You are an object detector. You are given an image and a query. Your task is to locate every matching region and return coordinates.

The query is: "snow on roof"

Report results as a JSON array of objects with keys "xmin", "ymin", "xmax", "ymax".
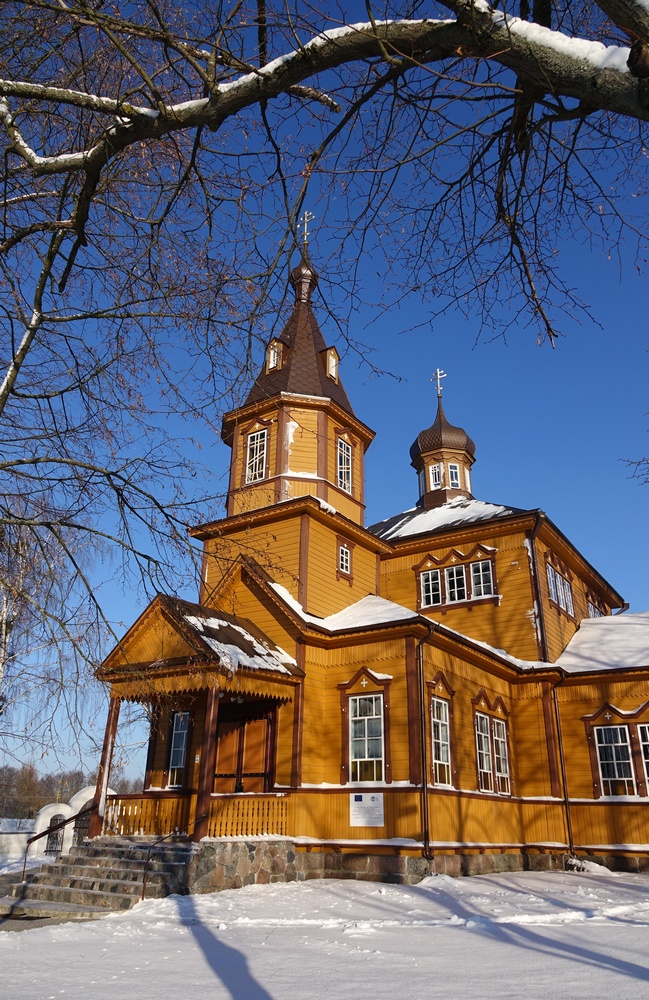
[
  {"xmin": 369, "ymin": 497, "xmax": 525, "ymax": 541},
  {"xmin": 268, "ymin": 585, "xmax": 419, "ymax": 632},
  {"xmin": 557, "ymin": 613, "xmax": 649, "ymax": 674},
  {"xmin": 183, "ymin": 614, "xmax": 295, "ymax": 675}
]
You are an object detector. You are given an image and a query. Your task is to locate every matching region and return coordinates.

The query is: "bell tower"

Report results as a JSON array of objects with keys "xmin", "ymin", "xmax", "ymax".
[
  {"xmin": 221, "ymin": 255, "xmax": 374, "ymax": 524},
  {"xmin": 410, "ymin": 369, "xmax": 476, "ymax": 509}
]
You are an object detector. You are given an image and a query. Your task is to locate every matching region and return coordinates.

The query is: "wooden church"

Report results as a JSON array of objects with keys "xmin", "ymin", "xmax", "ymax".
[{"xmin": 90, "ymin": 256, "xmax": 649, "ymax": 871}]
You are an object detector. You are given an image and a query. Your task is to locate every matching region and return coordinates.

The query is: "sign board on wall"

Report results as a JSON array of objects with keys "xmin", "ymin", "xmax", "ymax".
[{"xmin": 349, "ymin": 792, "xmax": 384, "ymax": 827}]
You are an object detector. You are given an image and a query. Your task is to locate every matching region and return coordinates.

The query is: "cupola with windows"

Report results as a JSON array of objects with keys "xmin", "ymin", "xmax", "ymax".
[{"xmin": 410, "ymin": 370, "xmax": 475, "ymax": 509}]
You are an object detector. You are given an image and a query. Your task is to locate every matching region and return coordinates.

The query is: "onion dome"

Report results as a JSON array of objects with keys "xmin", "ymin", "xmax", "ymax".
[
  {"xmin": 410, "ymin": 399, "xmax": 475, "ymax": 465},
  {"xmin": 290, "ymin": 257, "xmax": 318, "ymax": 303}
]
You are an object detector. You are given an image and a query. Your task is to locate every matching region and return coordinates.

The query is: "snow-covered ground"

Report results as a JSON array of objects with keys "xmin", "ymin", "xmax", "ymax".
[{"xmin": 3, "ymin": 869, "xmax": 649, "ymax": 999}]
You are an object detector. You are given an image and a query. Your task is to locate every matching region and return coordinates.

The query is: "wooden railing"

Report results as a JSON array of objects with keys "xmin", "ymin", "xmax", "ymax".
[
  {"xmin": 208, "ymin": 793, "xmax": 290, "ymax": 838},
  {"xmin": 103, "ymin": 793, "xmax": 194, "ymax": 838}
]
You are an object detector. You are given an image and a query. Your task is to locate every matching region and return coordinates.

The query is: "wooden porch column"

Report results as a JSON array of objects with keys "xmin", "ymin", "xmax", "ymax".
[
  {"xmin": 193, "ymin": 687, "xmax": 220, "ymax": 842},
  {"xmin": 88, "ymin": 696, "xmax": 120, "ymax": 838}
]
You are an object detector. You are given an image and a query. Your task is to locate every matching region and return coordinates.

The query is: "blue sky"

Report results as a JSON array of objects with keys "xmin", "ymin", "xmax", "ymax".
[{"xmin": 200, "ymin": 241, "xmax": 649, "ymax": 615}]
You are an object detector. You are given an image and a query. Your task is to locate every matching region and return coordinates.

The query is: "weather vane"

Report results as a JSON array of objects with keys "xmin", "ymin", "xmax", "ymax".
[
  {"xmin": 298, "ymin": 210, "xmax": 315, "ymax": 247},
  {"xmin": 431, "ymin": 367, "xmax": 447, "ymax": 398}
]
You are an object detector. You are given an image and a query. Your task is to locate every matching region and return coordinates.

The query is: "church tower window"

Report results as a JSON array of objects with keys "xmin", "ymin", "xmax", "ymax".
[
  {"xmin": 266, "ymin": 341, "xmax": 281, "ymax": 371},
  {"xmin": 337, "ymin": 437, "xmax": 353, "ymax": 493},
  {"xmin": 448, "ymin": 463, "xmax": 460, "ymax": 489},
  {"xmin": 245, "ymin": 429, "xmax": 267, "ymax": 484},
  {"xmin": 429, "ymin": 464, "xmax": 441, "ymax": 490}
]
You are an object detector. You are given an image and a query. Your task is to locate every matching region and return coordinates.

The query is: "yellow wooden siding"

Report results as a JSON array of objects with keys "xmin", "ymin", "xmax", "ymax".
[
  {"xmin": 379, "ymin": 530, "xmax": 541, "ymax": 661},
  {"xmin": 205, "ymin": 520, "xmax": 302, "ymax": 607},
  {"xmin": 285, "ymin": 407, "xmax": 319, "ymax": 475},
  {"xmin": 303, "ymin": 518, "xmax": 378, "ymax": 617}
]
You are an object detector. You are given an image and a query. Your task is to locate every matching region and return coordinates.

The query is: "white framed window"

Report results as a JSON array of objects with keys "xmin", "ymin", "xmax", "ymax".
[
  {"xmin": 639, "ymin": 725, "xmax": 649, "ymax": 785},
  {"xmin": 465, "ymin": 466, "xmax": 471, "ymax": 494},
  {"xmin": 445, "ymin": 565, "xmax": 467, "ymax": 603},
  {"xmin": 595, "ymin": 725, "xmax": 635, "ymax": 795},
  {"xmin": 471, "ymin": 560, "xmax": 494, "ymax": 598},
  {"xmin": 476, "ymin": 712, "xmax": 510, "ymax": 795},
  {"xmin": 492, "ymin": 718, "xmax": 510, "ymax": 794},
  {"xmin": 448, "ymin": 463, "xmax": 460, "ymax": 489},
  {"xmin": 431, "ymin": 697, "xmax": 452, "ymax": 786},
  {"xmin": 245, "ymin": 429, "xmax": 267, "ymax": 484},
  {"xmin": 267, "ymin": 342, "xmax": 280, "ymax": 371},
  {"xmin": 547, "ymin": 563, "xmax": 575, "ymax": 616},
  {"xmin": 339, "ymin": 544, "xmax": 351, "ymax": 575},
  {"xmin": 327, "ymin": 350, "xmax": 338, "ymax": 380},
  {"xmin": 337, "ymin": 438, "xmax": 353, "ymax": 493},
  {"xmin": 168, "ymin": 711, "xmax": 190, "ymax": 788},
  {"xmin": 429, "ymin": 464, "xmax": 441, "ymax": 490},
  {"xmin": 350, "ymin": 694, "xmax": 384, "ymax": 782},
  {"xmin": 588, "ymin": 600, "xmax": 604, "ymax": 619},
  {"xmin": 418, "ymin": 467, "xmax": 426, "ymax": 497},
  {"xmin": 475, "ymin": 713, "xmax": 494, "ymax": 792},
  {"xmin": 421, "ymin": 569, "xmax": 442, "ymax": 608}
]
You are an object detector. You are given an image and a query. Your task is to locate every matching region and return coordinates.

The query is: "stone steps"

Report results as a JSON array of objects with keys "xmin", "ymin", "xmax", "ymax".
[{"xmin": 0, "ymin": 837, "xmax": 195, "ymax": 923}]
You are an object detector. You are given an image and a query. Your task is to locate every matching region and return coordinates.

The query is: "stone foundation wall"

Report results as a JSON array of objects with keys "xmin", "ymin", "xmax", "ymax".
[{"xmin": 185, "ymin": 840, "xmax": 568, "ymax": 894}]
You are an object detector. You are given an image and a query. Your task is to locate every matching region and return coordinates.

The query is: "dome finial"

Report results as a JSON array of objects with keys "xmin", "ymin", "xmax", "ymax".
[{"xmin": 431, "ymin": 367, "xmax": 447, "ymax": 400}]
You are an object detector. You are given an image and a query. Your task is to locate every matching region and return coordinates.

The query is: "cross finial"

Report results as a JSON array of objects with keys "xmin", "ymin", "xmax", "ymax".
[
  {"xmin": 431, "ymin": 368, "xmax": 447, "ymax": 399},
  {"xmin": 299, "ymin": 210, "xmax": 315, "ymax": 247}
]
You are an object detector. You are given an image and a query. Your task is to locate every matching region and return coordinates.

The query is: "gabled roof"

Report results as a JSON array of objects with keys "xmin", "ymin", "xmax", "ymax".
[
  {"xmin": 557, "ymin": 612, "xmax": 649, "ymax": 674},
  {"xmin": 368, "ymin": 497, "xmax": 527, "ymax": 542},
  {"xmin": 99, "ymin": 594, "xmax": 300, "ymax": 679},
  {"xmin": 242, "ymin": 258, "xmax": 354, "ymax": 416}
]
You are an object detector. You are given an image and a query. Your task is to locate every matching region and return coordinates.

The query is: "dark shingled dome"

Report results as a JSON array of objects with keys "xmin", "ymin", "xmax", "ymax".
[
  {"xmin": 243, "ymin": 257, "xmax": 354, "ymax": 416},
  {"xmin": 409, "ymin": 399, "xmax": 476, "ymax": 464}
]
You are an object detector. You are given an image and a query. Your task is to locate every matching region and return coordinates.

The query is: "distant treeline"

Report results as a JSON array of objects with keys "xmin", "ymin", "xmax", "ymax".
[{"xmin": 0, "ymin": 764, "xmax": 141, "ymax": 818}]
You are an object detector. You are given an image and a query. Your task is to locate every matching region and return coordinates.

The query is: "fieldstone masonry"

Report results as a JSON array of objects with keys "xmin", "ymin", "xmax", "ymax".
[{"xmin": 185, "ymin": 840, "xmax": 569, "ymax": 894}]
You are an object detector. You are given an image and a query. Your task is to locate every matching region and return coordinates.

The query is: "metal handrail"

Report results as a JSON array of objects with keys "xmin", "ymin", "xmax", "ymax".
[
  {"xmin": 140, "ymin": 812, "xmax": 208, "ymax": 901},
  {"xmin": 20, "ymin": 805, "xmax": 94, "ymax": 882}
]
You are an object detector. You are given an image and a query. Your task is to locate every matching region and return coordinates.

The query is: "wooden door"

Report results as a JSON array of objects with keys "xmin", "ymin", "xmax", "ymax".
[{"xmin": 213, "ymin": 704, "xmax": 275, "ymax": 793}]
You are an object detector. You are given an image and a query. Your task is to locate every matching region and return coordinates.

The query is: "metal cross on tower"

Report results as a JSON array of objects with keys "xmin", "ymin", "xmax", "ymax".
[
  {"xmin": 431, "ymin": 367, "xmax": 447, "ymax": 398},
  {"xmin": 299, "ymin": 210, "xmax": 315, "ymax": 246}
]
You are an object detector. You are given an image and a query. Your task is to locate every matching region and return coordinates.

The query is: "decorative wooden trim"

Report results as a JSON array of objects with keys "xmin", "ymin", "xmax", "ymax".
[
  {"xmin": 581, "ymin": 701, "xmax": 649, "ymax": 723},
  {"xmin": 143, "ymin": 702, "xmax": 160, "ymax": 791},
  {"xmin": 375, "ymin": 553, "xmax": 381, "ymax": 597},
  {"xmin": 226, "ymin": 427, "xmax": 239, "ymax": 517},
  {"xmin": 337, "ymin": 668, "xmax": 392, "ymax": 786},
  {"xmin": 427, "ymin": 670, "xmax": 458, "ymax": 788},
  {"xmin": 405, "ymin": 638, "xmax": 421, "ymax": 786},
  {"xmin": 317, "ymin": 410, "xmax": 327, "ymax": 481},
  {"xmin": 277, "ymin": 406, "xmax": 289, "ymax": 478},
  {"xmin": 544, "ymin": 549, "xmax": 573, "ymax": 581},
  {"xmin": 298, "ymin": 514, "xmax": 310, "ymax": 609},
  {"xmin": 89, "ymin": 697, "xmax": 121, "ymax": 838},
  {"xmin": 412, "ymin": 544, "xmax": 497, "ymax": 571},
  {"xmin": 290, "ymin": 666, "xmax": 304, "ymax": 788},
  {"xmin": 541, "ymin": 682, "xmax": 562, "ymax": 798},
  {"xmin": 194, "ymin": 687, "xmax": 220, "ymax": 840}
]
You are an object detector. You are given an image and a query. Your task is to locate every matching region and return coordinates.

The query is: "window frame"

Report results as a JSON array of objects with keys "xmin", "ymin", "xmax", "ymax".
[
  {"xmin": 245, "ymin": 428, "xmax": 268, "ymax": 484},
  {"xmin": 448, "ymin": 463, "xmax": 461, "ymax": 489},
  {"xmin": 338, "ymin": 669, "xmax": 392, "ymax": 786},
  {"xmin": 431, "ymin": 696, "xmax": 453, "ymax": 787},
  {"xmin": 166, "ymin": 710, "xmax": 192, "ymax": 790},
  {"xmin": 349, "ymin": 693, "xmax": 385, "ymax": 784},
  {"xmin": 545, "ymin": 555, "xmax": 576, "ymax": 620},
  {"xmin": 415, "ymin": 551, "xmax": 498, "ymax": 612},
  {"xmin": 266, "ymin": 340, "xmax": 281, "ymax": 372},
  {"xmin": 336, "ymin": 436, "xmax": 353, "ymax": 494},
  {"xmin": 429, "ymin": 463, "xmax": 442, "ymax": 490},
  {"xmin": 472, "ymin": 693, "xmax": 512, "ymax": 796},
  {"xmin": 594, "ymin": 725, "xmax": 636, "ymax": 796},
  {"xmin": 582, "ymin": 704, "xmax": 649, "ymax": 798}
]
